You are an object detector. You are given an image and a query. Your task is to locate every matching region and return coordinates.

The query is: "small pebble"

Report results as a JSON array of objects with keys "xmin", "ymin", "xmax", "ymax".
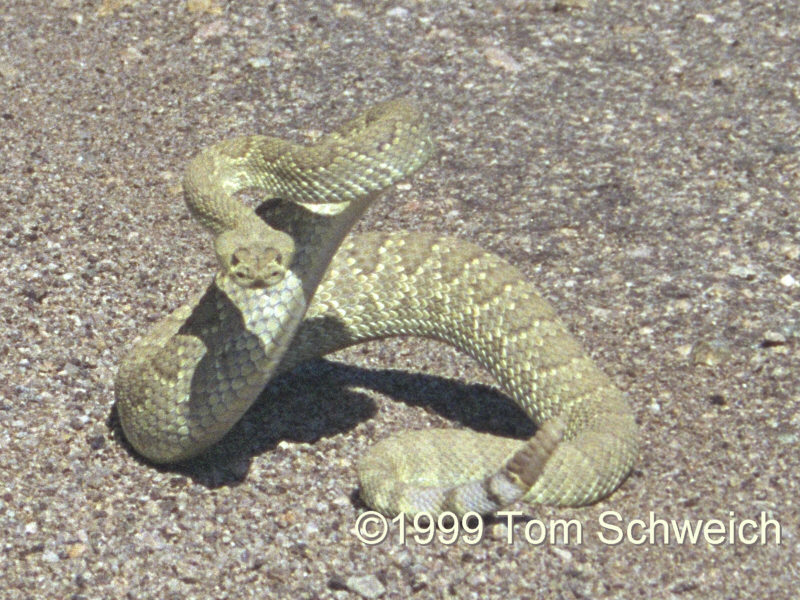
[{"xmin": 344, "ymin": 575, "xmax": 385, "ymax": 599}]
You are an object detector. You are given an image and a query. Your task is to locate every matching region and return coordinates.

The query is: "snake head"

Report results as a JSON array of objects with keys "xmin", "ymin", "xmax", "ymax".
[
  {"xmin": 228, "ymin": 243, "xmax": 285, "ymax": 288},
  {"xmin": 215, "ymin": 227, "xmax": 295, "ymax": 289}
]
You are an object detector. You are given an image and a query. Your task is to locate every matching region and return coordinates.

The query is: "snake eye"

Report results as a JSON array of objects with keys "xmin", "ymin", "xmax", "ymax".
[
  {"xmin": 231, "ymin": 247, "xmax": 251, "ymax": 268},
  {"xmin": 261, "ymin": 247, "xmax": 282, "ymax": 266}
]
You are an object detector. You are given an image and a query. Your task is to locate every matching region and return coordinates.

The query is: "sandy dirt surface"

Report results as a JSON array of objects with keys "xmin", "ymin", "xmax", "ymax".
[{"xmin": 1, "ymin": 1, "xmax": 798, "ymax": 598}]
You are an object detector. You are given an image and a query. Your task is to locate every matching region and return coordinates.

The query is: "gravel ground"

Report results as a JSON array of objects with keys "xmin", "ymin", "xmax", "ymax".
[{"xmin": 1, "ymin": 1, "xmax": 798, "ymax": 598}]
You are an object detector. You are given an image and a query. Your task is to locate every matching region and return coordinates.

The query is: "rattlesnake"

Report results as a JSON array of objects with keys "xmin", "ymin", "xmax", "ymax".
[{"xmin": 115, "ymin": 99, "xmax": 638, "ymax": 516}]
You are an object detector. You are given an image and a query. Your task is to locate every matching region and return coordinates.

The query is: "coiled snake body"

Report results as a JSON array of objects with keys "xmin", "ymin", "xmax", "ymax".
[{"xmin": 115, "ymin": 99, "xmax": 637, "ymax": 516}]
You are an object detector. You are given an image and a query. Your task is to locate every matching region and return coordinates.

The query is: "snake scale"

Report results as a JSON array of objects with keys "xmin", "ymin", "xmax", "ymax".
[{"xmin": 115, "ymin": 99, "xmax": 638, "ymax": 516}]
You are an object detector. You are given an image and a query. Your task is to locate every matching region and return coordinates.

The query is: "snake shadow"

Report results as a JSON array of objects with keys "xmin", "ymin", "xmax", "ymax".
[{"xmin": 110, "ymin": 353, "xmax": 536, "ymax": 491}]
